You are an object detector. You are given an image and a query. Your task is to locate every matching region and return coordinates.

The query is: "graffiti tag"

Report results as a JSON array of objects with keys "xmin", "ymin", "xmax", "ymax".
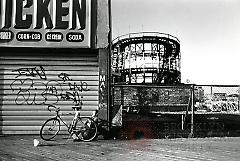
[
  {"xmin": 12, "ymin": 66, "xmax": 47, "ymax": 80},
  {"xmin": 10, "ymin": 67, "xmax": 89, "ymax": 106}
]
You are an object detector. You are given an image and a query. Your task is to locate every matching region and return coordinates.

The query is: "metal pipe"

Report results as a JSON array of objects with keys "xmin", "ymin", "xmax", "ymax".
[{"xmin": 190, "ymin": 84, "xmax": 195, "ymax": 137}]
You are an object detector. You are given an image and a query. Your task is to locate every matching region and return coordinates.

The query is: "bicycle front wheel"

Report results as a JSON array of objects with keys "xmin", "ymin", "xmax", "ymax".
[
  {"xmin": 40, "ymin": 118, "xmax": 60, "ymax": 141},
  {"xmin": 75, "ymin": 117, "xmax": 97, "ymax": 142}
]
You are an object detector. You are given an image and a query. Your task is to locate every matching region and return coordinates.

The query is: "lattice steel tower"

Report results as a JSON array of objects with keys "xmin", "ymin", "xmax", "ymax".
[{"xmin": 111, "ymin": 32, "xmax": 181, "ymax": 84}]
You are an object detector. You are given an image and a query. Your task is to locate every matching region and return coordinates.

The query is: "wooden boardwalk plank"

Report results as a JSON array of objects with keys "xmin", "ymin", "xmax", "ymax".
[{"xmin": 1, "ymin": 135, "xmax": 240, "ymax": 161}]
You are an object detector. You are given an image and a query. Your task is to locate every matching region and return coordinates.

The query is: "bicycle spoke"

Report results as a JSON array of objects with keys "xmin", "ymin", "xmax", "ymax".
[
  {"xmin": 74, "ymin": 117, "xmax": 97, "ymax": 141},
  {"xmin": 40, "ymin": 118, "xmax": 60, "ymax": 141}
]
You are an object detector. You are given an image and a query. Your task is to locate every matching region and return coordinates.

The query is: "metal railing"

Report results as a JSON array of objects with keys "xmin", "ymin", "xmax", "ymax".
[
  {"xmin": 112, "ymin": 84, "xmax": 240, "ymax": 114},
  {"xmin": 111, "ymin": 84, "xmax": 240, "ymax": 138},
  {"xmin": 194, "ymin": 85, "xmax": 240, "ymax": 113},
  {"xmin": 112, "ymin": 32, "xmax": 180, "ymax": 45},
  {"xmin": 112, "ymin": 84, "xmax": 192, "ymax": 113}
]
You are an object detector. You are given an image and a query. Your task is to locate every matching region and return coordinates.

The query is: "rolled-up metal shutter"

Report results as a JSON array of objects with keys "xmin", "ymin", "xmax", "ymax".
[{"xmin": 0, "ymin": 49, "xmax": 99, "ymax": 134}]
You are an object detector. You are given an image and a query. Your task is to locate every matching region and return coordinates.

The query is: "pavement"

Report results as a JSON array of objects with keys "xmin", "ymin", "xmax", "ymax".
[{"xmin": 0, "ymin": 135, "xmax": 240, "ymax": 161}]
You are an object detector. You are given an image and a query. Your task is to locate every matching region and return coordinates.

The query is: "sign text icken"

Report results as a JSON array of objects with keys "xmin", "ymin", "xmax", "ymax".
[{"xmin": 0, "ymin": 0, "xmax": 87, "ymax": 30}]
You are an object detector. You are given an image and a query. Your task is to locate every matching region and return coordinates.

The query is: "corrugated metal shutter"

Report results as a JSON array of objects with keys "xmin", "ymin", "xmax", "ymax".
[{"xmin": 0, "ymin": 50, "xmax": 99, "ymax": 134}]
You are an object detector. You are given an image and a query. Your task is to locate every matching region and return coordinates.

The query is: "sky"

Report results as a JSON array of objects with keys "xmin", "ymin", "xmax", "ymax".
[{"xmin": 111, "ymin": 0, "xmax": 240, "ymax": 85}]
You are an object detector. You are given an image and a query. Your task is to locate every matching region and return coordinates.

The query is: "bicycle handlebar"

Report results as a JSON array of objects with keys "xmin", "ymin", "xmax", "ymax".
[{"xmin": 47, "ymin": 105, "xmax": 98, "ymax": 119}]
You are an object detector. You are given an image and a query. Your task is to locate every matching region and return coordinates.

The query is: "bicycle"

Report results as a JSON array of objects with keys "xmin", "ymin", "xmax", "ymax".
[{"xmin": 40, "ymin": 105, "xmax": 98, "ymax": 142}]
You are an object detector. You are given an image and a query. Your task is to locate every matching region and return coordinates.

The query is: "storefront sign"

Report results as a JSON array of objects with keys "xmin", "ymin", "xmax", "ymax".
[{"xmin": 0, "ymin": 0, "xmax": 91, "ymax": 48}]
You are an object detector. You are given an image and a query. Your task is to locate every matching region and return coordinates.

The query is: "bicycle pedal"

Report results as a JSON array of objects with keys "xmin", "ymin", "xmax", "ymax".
[{"xmin": 71, "ymin": 133, "xmax": 79, "ymax": 140}]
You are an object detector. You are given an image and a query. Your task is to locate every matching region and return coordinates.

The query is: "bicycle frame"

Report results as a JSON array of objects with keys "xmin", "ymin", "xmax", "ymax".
[
  {"xmin": 41, "ymin": 105, "xmax": 99, "ymax": 141},
  {"xmin": 49, "ymin": 107, "xmax": 80, "ymax": 134}
]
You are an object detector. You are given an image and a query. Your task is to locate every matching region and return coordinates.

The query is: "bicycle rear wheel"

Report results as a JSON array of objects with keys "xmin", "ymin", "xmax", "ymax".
[
  {"xmin": 74, "ymin": 117, "xmax": 97, "ymax": 142},
  {"xmin": 40, "ymin": 118, "xmax": 60, "ymax": 141}
]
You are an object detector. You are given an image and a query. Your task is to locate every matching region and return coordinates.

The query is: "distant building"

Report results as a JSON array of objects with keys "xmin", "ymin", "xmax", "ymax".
[{"xmin": 112, "ymin": 32, "xmax": 181, "ymax": 84}]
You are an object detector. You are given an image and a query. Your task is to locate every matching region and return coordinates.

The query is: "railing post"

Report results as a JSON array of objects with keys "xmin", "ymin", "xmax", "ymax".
[
  {"xmin": 238, "ymin": 86, "xmax": 240, "ymax": 111},
  {"xmin": 190, "ymin": 84, "xmax": 195, "ymax": 137},
  {"xmin": 181, "ymin": 114, "xmax": 184, "ymax": 130}
]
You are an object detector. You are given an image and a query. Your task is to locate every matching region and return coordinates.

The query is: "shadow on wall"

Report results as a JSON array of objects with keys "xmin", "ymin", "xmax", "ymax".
[{"xmin": 0, "ymin": 0, "xmax": 2, "ymax": 134}]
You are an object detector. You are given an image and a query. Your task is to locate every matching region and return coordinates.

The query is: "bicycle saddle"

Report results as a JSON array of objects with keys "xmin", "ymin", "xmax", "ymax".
[{"xmin": 72, "ymin": 106, "xmax": 82, "ymax": 110}]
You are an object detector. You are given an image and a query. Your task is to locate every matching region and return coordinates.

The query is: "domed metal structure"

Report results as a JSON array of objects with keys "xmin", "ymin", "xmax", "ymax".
[{"xmin": 111, "ymin": 32, "xmax": 181, "ymax": 84}]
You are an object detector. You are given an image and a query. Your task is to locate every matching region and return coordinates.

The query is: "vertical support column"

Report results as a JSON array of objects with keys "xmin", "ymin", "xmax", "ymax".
[
  {"xmin": 96, "ymin": 0, "xmax": 111, "ymax": 49},
  {"xmin": 238, "ymin": 86, "xmax": 240, "ymax": 111},
  {"xmin": 96, "ymin": 0, "xmax": 111, "ymax": 137},
  {"xmin": 210, "ymin": 86, "xmax": 213, "ymax": 100},
  {"xmin": 98, "ymin": 48, "xmax": 110, "ymax": 133}
]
